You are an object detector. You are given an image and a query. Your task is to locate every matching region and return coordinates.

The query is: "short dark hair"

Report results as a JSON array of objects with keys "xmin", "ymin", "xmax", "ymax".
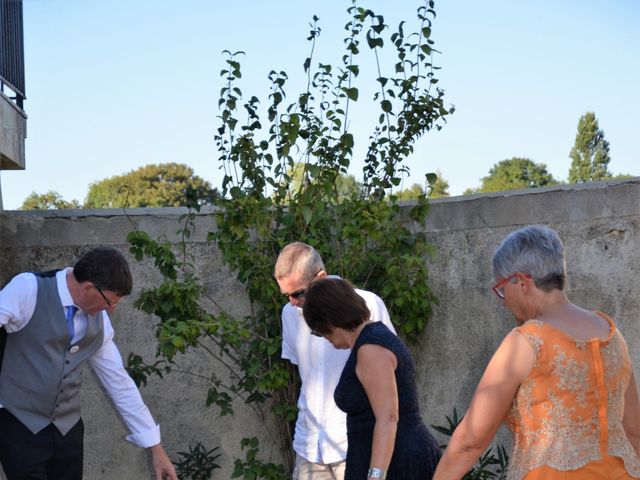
[
  {"xmin": 73, "ymin": 247, "xmax": 133, "ymax": 296},
  {"xmin": 302, "ymin": 278, "xmax": 370, "ymax": 334}
]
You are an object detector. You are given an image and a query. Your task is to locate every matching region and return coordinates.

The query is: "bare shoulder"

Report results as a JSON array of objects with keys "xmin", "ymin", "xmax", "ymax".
[
  {"xmin": 578, "ymin": 309, "xmax": 612, "ymax": 338},
  {"xmin": 488, "ymin": 330, "xmax": 535, "ymax": 383},
  {"xmin": 357, "ymin": 343, "xmax": 398, "ymax": 368},
  {"xmin": 542, "ymin": 304, "xmax": 612, "ymax": 340}
]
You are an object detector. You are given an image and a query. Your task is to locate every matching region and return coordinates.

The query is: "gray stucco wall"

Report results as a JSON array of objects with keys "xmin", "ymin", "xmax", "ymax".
[
  {"xmin": 0, "ymin": 91, "xmax": 27, "ymax": 171},
  {"xmin": 417, "ymin": 179, "xmax": 640, "ymax": 446},
  {"xmin": 1, "ymin": 178, "xmax": 639, "ymax": 479}
]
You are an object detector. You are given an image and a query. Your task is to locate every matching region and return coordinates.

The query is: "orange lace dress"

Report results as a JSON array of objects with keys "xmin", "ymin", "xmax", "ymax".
[{"xmin": 505, "ymin": 313, "xmax": 640, "ymax": 480}]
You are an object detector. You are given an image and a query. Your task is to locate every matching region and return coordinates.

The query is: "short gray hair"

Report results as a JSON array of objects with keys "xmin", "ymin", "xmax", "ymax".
[
  {"xmin": 274, "ymin": 242, "xmax": 325, "ymax": 281},
  {"xmin": 492, "ymin": 225, "xmax": 566, "ymax": 292}
]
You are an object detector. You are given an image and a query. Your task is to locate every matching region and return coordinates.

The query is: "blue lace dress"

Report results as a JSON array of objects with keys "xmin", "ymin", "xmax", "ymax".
[{"xmin": 334, "ymin": 322, "xmax": 441, "ymax": 480}]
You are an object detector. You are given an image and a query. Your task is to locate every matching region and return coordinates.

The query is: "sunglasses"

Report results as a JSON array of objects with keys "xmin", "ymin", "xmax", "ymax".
[
  {"xmin": 286, "ymin": 288, "xmax": 307, "ymax": 300},
  {"xmin": 282, "ymin": 270, "xmax": 323, "ymax": 300}
]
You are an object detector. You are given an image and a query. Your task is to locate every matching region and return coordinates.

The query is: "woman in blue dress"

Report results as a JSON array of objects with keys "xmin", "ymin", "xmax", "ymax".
[{"xmin": 302, "ymin": 277, "xmax": 441, "ymax": 480}]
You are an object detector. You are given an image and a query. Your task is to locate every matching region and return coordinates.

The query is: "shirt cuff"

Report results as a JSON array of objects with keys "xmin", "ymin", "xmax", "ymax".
[{"xmin": 124, "ymin": 423, "xmax": 161, "ymax": 448}]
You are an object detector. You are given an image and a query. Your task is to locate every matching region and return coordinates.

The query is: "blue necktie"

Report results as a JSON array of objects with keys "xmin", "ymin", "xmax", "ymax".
[{"xmin": 66, "ymin": 305, "xmax": 78, "ymax": 343}]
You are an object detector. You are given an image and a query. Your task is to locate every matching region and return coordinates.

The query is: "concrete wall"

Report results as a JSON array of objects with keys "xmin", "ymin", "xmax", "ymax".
[
  {"xmin": 1, "ymin": 178, "xmax": 639, "ymax": 479},
  {"xmin": 416, "ymin": 179, "xmax": 640, "ymax": 444},
  {"xmin": 0, "ymin": 209, "xmax": 279, "ymax": 479},
  {"xmin": 0, "ymin": 91, "xmax": 27, "ymax": 171},
  {"xmin": 0, "ymin": 90, "xmax": 27, "ymax": 212}
]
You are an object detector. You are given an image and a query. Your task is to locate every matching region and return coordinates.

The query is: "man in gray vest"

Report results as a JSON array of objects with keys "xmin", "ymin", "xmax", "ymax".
[{"xmin": 0, "ymin": 247, "xmax": 177, "ymax": 480}]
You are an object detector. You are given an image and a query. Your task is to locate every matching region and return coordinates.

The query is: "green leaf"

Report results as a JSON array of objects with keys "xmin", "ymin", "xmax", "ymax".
[
  {"xmin": 340, "ymin": 133, "xmax": 354, "ymax": 148},
  {"xmin": 381, "ymin": 100, "xmax": 392, "ymax": 113},
  {"xmin": 346, "ymin": 65, "xmax": 360, "ymax": 77},
  {"xmin": 366, "ymin": 31, "xmax": 384, "ymax": 49},
  {"xmin": 301, "ymin": 206, "xmax": 313, "ymax": 225},
  {"xmin": 342, "ymin": 87, "xmax": 359, "ymax": 101}
]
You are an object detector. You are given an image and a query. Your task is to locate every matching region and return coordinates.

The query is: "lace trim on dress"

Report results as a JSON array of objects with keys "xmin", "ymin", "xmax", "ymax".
[
  {"xmin": 505, "ymin": 318, "xmax": 640, "ymax": 480},
  {"xmin": 602, "ymin": 330, "xmax": 640, "ymax": 477}
]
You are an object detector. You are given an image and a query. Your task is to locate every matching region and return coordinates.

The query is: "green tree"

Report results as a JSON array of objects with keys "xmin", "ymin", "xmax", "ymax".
[
  {"xmin": 428, "ymin": 171, "xmax": 450, "ymax": 198},
  {"xmin": 286, "ymin": 162, "xmax": 361, "ymax": 202},
  {"xmin": 128, "ymin": 2, "xmax": 455, "ymax": 477},
  {"xmin": 20, "ymin": 190, "xmax": 80, "ymax": 210},
  {"xmin": 84, "ymin": 163, "xmax": 219, "ymax": 208},
  {"xmin": 396, "ymin": 183, "xmax": 425, "ymax": 201},
  {"xmin": 479, "ymin": 157, "xmax": 557, "ymax": 193},
  {"xmin": 395, "ymin": 172, "xmax": 449, "ymax": 201},
  {"xmin": 568, "ymin": 112, "xmax": 612, "ymax": 183},
  {"xmin": 335, "ymin": 173, "xmax": 362, "ymax": 200}
]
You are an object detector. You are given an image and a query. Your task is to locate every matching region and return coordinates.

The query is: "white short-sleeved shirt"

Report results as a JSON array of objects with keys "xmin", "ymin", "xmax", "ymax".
[
  {"xmin": 0, "ymin": 269, "xmax": 161, "ymax": 448},
  {"xmin": 281, "ymin": 287, "xmax": 395, "ymax": 464}
]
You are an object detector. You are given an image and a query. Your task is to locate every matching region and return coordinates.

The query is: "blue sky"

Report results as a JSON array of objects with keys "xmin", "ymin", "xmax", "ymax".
[{"xmin": 2, "ymin": 0, "xmax": 638, "ymax": 209}]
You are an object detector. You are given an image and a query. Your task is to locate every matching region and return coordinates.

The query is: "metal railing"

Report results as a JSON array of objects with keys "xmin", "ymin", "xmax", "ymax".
[{"xmin": 0, "ymin": 0, "xmax": 25, "ymax": 109}]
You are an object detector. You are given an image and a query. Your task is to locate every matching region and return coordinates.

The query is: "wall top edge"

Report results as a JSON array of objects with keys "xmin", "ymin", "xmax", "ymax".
[
  {"xmin": 1, "ymin": 178, "xmax": 638, "ymax": 225},
  {"xmin": 427, "ymin": 177, "xmax": 640, "ymax": 204}
]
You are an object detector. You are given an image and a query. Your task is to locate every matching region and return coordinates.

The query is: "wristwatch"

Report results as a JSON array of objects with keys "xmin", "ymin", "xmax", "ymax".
[{"xmin": 367, "ymin": 467, "xmax": 386, "ymax": 479}]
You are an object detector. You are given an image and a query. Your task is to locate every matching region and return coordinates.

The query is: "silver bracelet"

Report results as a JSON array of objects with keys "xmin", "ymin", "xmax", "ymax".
[{"xmin": 367, "ymin": 467, "xmax": 386, "ymax": 479}]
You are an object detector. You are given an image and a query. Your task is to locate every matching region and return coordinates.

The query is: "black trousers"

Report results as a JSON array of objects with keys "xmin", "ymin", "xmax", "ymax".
[{"xmin": 0, "ymin": 409, "xmax": 84, "ymax": 480}]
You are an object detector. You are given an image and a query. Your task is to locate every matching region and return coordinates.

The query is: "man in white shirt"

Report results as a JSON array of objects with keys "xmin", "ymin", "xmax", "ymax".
[
  {"xmin": 274, "ymin": 242, "xmax": 395, "ymax": 480},
  {"xmin": 0, "ymin": 247, "xmax": 177, "ymax": 480}
]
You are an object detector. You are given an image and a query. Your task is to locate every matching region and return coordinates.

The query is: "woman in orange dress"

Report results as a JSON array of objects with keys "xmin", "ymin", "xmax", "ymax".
[{"xmin": 433, "ymin": 225, "xmax": 640, "ymax": 480}]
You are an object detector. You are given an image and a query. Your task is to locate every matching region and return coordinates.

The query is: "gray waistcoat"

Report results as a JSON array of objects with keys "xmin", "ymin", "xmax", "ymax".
[{"xmin": 0, "ymin": 274, "xmax": 104, "ymax": 435}]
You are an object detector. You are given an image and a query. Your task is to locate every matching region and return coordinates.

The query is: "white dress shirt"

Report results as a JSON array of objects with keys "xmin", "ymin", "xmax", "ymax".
[
  {"xmin": 281, "ymin": 287, "xmax": 395, "ymax": 464},
  {"xmin": 0, "ymin": 269, "xmax": 161, "ymax": 447}
]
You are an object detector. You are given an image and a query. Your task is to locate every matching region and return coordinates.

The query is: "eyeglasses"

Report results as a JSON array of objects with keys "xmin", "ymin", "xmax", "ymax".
[
  {"xmin": 94, "ymin": 285, "xmax": 113, "ymax": 308},
  {"xmin": 491, "ymin": 272, "xmax": 531, "ymax": 299},
  {"xmin": 286, "ymin": 287, "xmax": 307, "ymax": 300},
  {"xmin": 282, "ymin": 270, "xmax": 323, "ymax": 300}
]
